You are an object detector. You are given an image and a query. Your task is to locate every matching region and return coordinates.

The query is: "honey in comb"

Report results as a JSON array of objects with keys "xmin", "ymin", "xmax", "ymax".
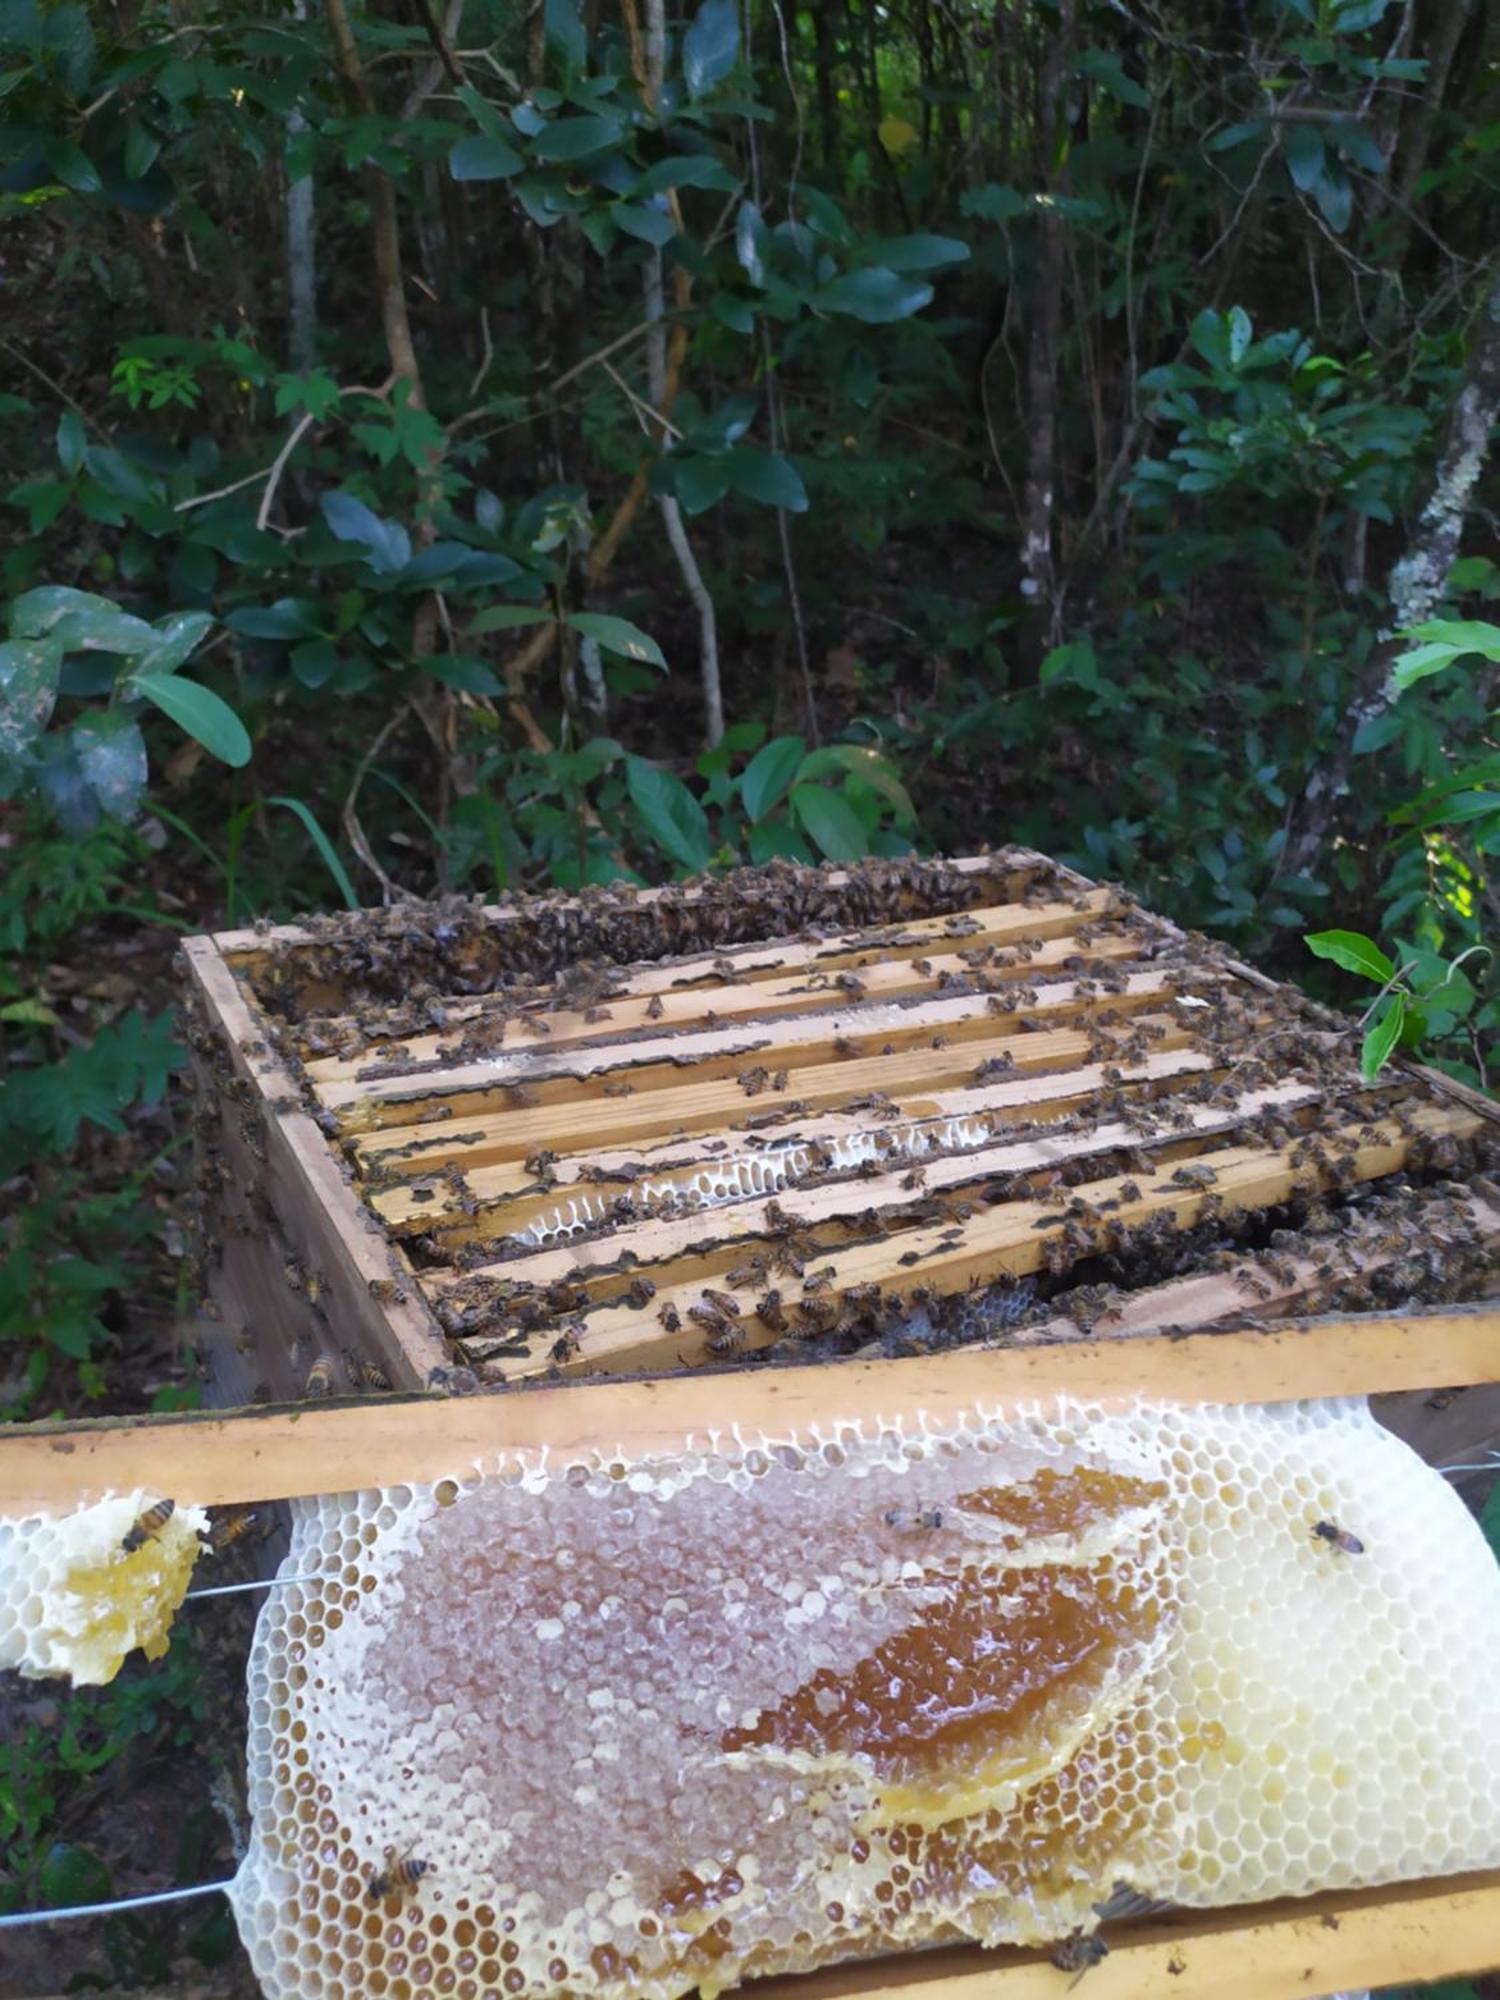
[{"xmin": 223, "ymin": 1396, "xmax": 1500, "ymax": 1998}]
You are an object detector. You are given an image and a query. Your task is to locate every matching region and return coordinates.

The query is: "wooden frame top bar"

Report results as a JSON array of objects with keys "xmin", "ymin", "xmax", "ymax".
[{"xmin": 5, "ymin": 1304, "xmax": 1499, "ymax": 1513}]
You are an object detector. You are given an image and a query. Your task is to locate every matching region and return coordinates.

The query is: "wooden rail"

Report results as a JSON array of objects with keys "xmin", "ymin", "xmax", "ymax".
[{"xmin": 5, "ymin": 1305, "xmax": 1499, "ymax": 1513}]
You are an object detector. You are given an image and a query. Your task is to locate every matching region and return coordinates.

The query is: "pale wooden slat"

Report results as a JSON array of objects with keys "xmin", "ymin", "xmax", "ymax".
[
  {"xmin": 483, "ymin": 1102, "xmax": 1482, "ymax": 1379},
  {"xmin": 348, "ymin": 1013, "xmax": 1204, "ymax": 1163},
  {"xmin": 366, "ymin": 1047, "xmax": 1227, "ymax": 1237},
  {"xmin": 178, "ymin": 939, "xmax": 449, "ymax": 1391},
  {"xmin": 423, "ymin": 1078, "xmax": 1326, "ymax": 1296},
  {"xmin": 317, "ymin": 970, "xmax": 1194, "ymax": 1122},
  {"xmin": 5, "ymin": 1305, "xmax": 1499, "ymax": 1513},
  {"xmin": 756, "ymin": 1868, "xmax": 1500, "ymax": 2000},
  {"xmin": 302, "ymin": 901, "xmax": 1142, "ymax": 1080}
]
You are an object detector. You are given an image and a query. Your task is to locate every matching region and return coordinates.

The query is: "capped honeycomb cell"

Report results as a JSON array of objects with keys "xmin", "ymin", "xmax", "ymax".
[
  {"xmin": 0, "ymin": 1489, "xmax": 209, "ymax": 1686},
  {"xmin": 227, "ymin": 1397, "xmax": 1500, "ymax": 1997}
]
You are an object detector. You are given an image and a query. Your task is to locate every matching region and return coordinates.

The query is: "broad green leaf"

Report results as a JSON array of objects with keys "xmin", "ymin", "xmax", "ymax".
[
  {"xmin": 740, "ymin": 734, "xmax": 805, "ymax": 822},
  {"xmin": 320, "ymin": 491, "xmax": 411, "ymax": 574},
  {"xmin": 1077, "ymin": 46, "xmax": 1149, "ymax": 108},
  {"xmin": 795, "ymin": 744, "xmax": 914, "ymax": 823},
  {"xmin": 529, "ymin": 114, "xmax": 622, "ymax": 162},
  {"xmin": 960, "ymin": 182, "xmax": 1028, "ymax": 222},
  {"xmin": 637, "ymin": 154, "xmax": 738, "ymax": 196},
  {"xmin": 1227, "ymin": 305, "xmax": 1252, "ymax": 365},
  {"xmin": 131, "ymin": 673, "xmax": 251, "ymax": 767},
  {"xmin": 735, "ymin": 200, "xmax": 768, "ymax": 286},
  {"xmin": 227, "ymin": 599, "xmax": 321, "ymax": 641},
  {"xmin": 566, "ymin": 611, "xmax": 665, "ymax": 669},
  {"xmin": 72, "ymin": 710, "xmax": 147, "ymax": 819},
  {"xmin": 1303, "ymin": 928, "xmax": 1394, "ymax": 983},
  {"xmin": 868, "ymin": 232, "xmax": 970, "ymax": 272},
  {"xmin": 1283, "ymin": 123, "xmax": 1325, "ymax": 192},
  {"xmin": 1405, "ymin": 618, "xmax": 1500, "ymax": 658},
  {"xmin": 1361, "ymin": 992, "xmax": 1406, "ymax": 1080},
  {"xmin": 42, "ymin": 137, "xmax": 101, "ymax": 194},
  {"xmin": 290, "ymin": 639, "xmax": 341, "ymax": 688},
  {"xmin": 450, "ymin": 133, "xmax": 523, "ymax": 181},
  {"xmin": 468, "ymin": 604, "xmax": 554, "ymax": 635},
  {"xmin": 544, "ymin": 0, "xmax": 586, "ymax": 68},
  {"xmin": 613, "ymin": 202, "xmax": 676, "ymax": 245},
  {"xmin": 0, "ymin": 636, "xmax": 61, "ymax": 768},
  {"xmin": 11, "ymin": 586, "xmax": 153, "ymax": 653},
  {"xmin": 669, "ymin": 456, "xmax": 733, "ymax": 514},
  {"xmin": 814, "ymin": 267, "xmax": 934, "ymax": 323},
  {"xmin": 682, "ymin": 0, "xmax": 739, "ymax": 98},
  {"xmin": 140, "ymin": 609, "xmax": 213, "ymax": 674},
  {"xmin": 724, "ymin": 448, "xmax": 807, "ymax": 511},
  {"xmin": 1312, "ymin": 161, "xmax": 1353, "ymax": 232},
  {"xmin": 626, "ymin": 754, "xmax": 711, "ymax": 870},
  {"xmin": 267, "ymin": 795, "xmax": 358, "ymax": 909},
  {"xmin": 1205, "ymin": 118, "xmax": 1268, "ymax": 153},
  {"xmin": 56, "ymin": 408, "xmax": 84, "ymax": 474},
  {"xmin": 790, "ymin": 783, "xmax": 868, "ymax": 861}
]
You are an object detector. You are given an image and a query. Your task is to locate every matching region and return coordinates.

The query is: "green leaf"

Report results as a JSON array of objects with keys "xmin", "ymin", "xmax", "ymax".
[
  {"xmin": 960, "ymin": 182, "xmax": 1028, "ymax": 222},
  {"xmin": 130, "ymin": 674, "xmax": 251, "ymax": 768},
  {"xmin": 424, "ymin": 654, "xmax": 501, "ymax": 695},
  {"xmin": 723, "ymin": 448, "xmax": 807, "ymax": 511},
  {"xmin": 1077, "ymin": 46, "xmax": 1150, "ymax": 108},
  {"xmin": 1312, "ymin": 161, "xmax": 1353, "ymax": 232},
  {"xmin": 613, "ymin": 201, "xmax": 676, "ymax": 245},
  {"xmin": 11, "ymin": 586, "xmax": 154, "ymax": 654},
  {"xmin": 450, "ymin": 132, "xmax": 523, "ymax": 180},
  {"xmin": 636, "ymin": 154, "xmax": 739, "ymax": 196},
  {"xmin": 1304, "ymin": 928, "xmax": 1394, "ymax": 983},
  {"xmin": 529, "ymin": 114, "xmax": 622, "ymax": 162},
  {"xmin": 669, "ymin": 456, "xmax": 733, "ymax": 514},
  {"xmin": 1282, "ymin": 122, "xmax": 1325, "ymax": 192},
  {"xmin": 320, "ymin": 491, "xmax": 411, "ymax": 574},
  {"xmin": 0, "ymin": 636, "xmax": 61, "ymax": 767},
  {"xmin": 790, "ymin": 783, "xmax": 868, "ymax": 861},
  {"xmin": 626, "ymin": 755, "xmax": 711, "ymax": 870},
  {"xmin": 544, "ymin": 0, "xmax": 586, "ymax": 68},
  {"xmin": 72, "ymin": 710, "xmax": 147, "ymax": 818},
  {"xmin": 795, "ymin": 744, "xmax": 914, "ymax": 823},
  {"xmin": 141, "ymin": 610, "xmax": 213, "ymax": 674},
  {"xmin": 1406, "ymin": 618, "xmax": 1500, "ymax": 658},
  {"xmin": 813, "ymin": 267, "xmax": 934, "ymax": 323},
  {"xmin": 267, "ymin": 795, "xmax": 358, "ymax": 909},
  {"xmin": 1227, "ymin": 305, "xmax": 1252, "ymax": 365},
  {"xmin": 40, "ymin": 1843, "xmax": 111, "ymax": 1909},
  {"xmin": 740, "ymin": 734, "xmax": 805, "ymax": 822},
  {"xmin": 41, "ymin": 137, "xmax": 101, "ymax": 194},
  {"xmin": 566, "ymin": 611, "xmax": 665, "ymax": 669},
  {"xmin": 1206, "ymin": 118, "xmax": 1268, "ymax": 153},
  {"xmin": 682, "ymin": 0, "xmax": 739, "ymax": 97},
  {"xmin": 469, "ymin": 605, "xmax": 554, "ymax": 635},
  {"xmin": 1361, "ymin": 992, "xmax": 1406, "ymax": 1080},
  {"xmin": 868, "ymin": 232, "xmax": 970, "ymax": 272},
  {"xmin": 56, "ymin": 408, "xmax": 84, "ymax": 475}
]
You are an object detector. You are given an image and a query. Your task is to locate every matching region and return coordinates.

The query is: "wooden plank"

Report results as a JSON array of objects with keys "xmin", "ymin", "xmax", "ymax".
[
  {"xmin": 315, "ymin": 971, "xmax": 1195, "ymax": 1123},
  {"xmin": 757, "ymin": 1868, "xmax": 1500, "ymax": 2000},
  {"xmin": 423, "ymin": 1078, "xmax": 1327, "ymax": 1293},
  {"xmin": 5, "ymin": 1305, "xmax": 1500, "ymax": 1513},
  {"xmin": 483, "ymin": 1101, "xmax": 1484, "ymax": 1380},
  {"xmin": 365, "ymin": 1047, "xmax": 1226, "ymax": 1237},
  {"xmin": 348, "ymin": 1014, "xmax": 1204, "ymax": 1161},
  {"xmin": 179, "ymin": 939, "xmax": 449, "ymax": 1391},
  {"xmin": 301, "ymin": 902, "xmax": 1143, "ymax": 1079}
]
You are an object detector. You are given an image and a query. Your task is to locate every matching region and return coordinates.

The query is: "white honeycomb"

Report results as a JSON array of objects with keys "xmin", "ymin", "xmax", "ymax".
[
  {"xmin": 0, "ymin": 1489, "xmax": 209, "ymax": 1686},
  {"xmin": 513, "ymin": 1110, "xmax": 997, "ymax": 1248},
  {"xmin": 227, "ymin": 1398, "xmax": 1500, "ymax": 1999}
]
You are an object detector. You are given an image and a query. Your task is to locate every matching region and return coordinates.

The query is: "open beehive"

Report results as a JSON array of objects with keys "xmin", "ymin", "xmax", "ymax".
[
  {"xmin": 177, "ymin": 848, "xmax": 1500, "ymax": 1392},
  {"xmin": 5, "ymin": 850, "xmax": 1500, "ymax": 2000}
]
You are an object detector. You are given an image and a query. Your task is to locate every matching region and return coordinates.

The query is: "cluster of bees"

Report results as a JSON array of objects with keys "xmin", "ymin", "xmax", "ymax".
[{"xmin": 118, "ymin": 1500, "xmax": 264, "ymax": 1557}]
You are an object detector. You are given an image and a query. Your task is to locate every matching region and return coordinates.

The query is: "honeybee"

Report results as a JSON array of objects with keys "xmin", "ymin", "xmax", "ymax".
[
  {"xmin": 1312, "ymin": 1519, "xmax": 1365, "ymax": 1556},
  {"xmin": 700, "ymin": 1287, "xmax": 741, "ymax": 1318},
  {"xmin": 365, "ymin": 1848, "xmax": 432, "ymax": 1904},
  {"xmin": 883, "ymin": 1506, "xmax": 945, "ymax": 1532},
  {"xmin": 550, "ymin": 1326, "xmax": 583, "ymax": 1363},
  {"xmin": 1048, "ymin": 1929, "xmax": 1109, "ymax": 1980},
  {"xmin": 304, "ymin": 1358, "xmax": 334, "ymax": 1397},
  {"xmin": 602, "ymin": 1080, "xmax": 634, "ymax": 1098},
  {"xmin": 706, "ymin": 1320, "xmax": 747, "ymax": 1356},
  {"xmin": 833, "ymin": 1036, "xmax": 864, "ymax": 1059},
  {"xmin": 345, "ymin": 1350, "xmax": 391, "ymax": 1392},
  {"xmin": 756, "ymin": 1289, "xmax": 786, "ymax": 1331},
  {"xmin": 367, "ymin": 1276, "xmax": 407, "ymax": 1305},
  {"xmin": 623, "ymin": 1276, "xmax": 657, "ymax": 1309},
  {"xmin": 210, "ymin": 1506, "xmax": 261, "ymax": 1551},
  {"xmin": 122, "ymin": 1499, "xmax": 175, "ymax": 1554},
  {"xmin": 657, "ymin": 1302, "xmax": 682, "ymax": 1333},
  {"xmin": 645, "ymin": 993, "xmax": 665, "ymax": 1020}
]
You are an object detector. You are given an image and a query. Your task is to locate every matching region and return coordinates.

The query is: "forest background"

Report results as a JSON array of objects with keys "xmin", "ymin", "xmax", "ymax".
[{"xmin": 3, "ymin": 0, "xmax": 1500, "ymax": 1985}]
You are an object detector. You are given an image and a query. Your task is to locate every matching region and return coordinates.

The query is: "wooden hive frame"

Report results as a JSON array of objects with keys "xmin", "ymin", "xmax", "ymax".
[{"xmin": 5, "ymin": 848, "xmax": 1500, "ymax": 1998}]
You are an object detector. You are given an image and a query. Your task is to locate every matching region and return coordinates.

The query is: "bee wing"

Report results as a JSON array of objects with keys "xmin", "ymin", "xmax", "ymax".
[{"xmin": 1090, "ymin": 1882, "xmax": 1177, "ymax": 1924}]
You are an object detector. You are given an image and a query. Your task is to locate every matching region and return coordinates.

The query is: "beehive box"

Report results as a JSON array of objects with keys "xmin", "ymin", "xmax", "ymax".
[
  {"xmin": 10, "ymin": 849, "xmax": 1500, "ymax": 2000},
  {"xmin": 177, "ymin": 848, "xmax": 1500, "ymax": 1402}
]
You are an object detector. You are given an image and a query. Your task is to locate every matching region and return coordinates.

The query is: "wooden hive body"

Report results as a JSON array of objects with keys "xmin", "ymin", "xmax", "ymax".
[{"xmin": 6, "ymin": 850, "xmax": 1500, "ymax": 2000}]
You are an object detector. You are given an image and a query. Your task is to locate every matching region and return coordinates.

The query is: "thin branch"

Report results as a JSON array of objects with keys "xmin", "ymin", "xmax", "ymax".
[
  {"xmin": 468, "ymin": 305, "xmax": 493, "ymax": 397},
  {"xmin": 1, "ymin": 338, "xmax": 112, "ymax": 444},
  {"xmin": 548, "ymin": 318, "xmax": 656, "ymax": 395},
  {"xmin": 256, "ymin": 410, "xmax": 321, "ymax": 531},
  {"xmin": 601, "ymin": 357, "xmax": 683, "ymax": 441}
]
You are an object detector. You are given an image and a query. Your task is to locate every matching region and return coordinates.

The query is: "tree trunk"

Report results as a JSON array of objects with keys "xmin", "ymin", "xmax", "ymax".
[
  {"xmin": 1015, "ymin": 0, "xmax": 1076, "ymax": 679},
  {"xmin": 1280, "ymin": 275, "xmax": 1500, "ymax": 882},
  {"xmin": 285, "ymin": 0, "xmax": 318, "ymax": 375}
]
